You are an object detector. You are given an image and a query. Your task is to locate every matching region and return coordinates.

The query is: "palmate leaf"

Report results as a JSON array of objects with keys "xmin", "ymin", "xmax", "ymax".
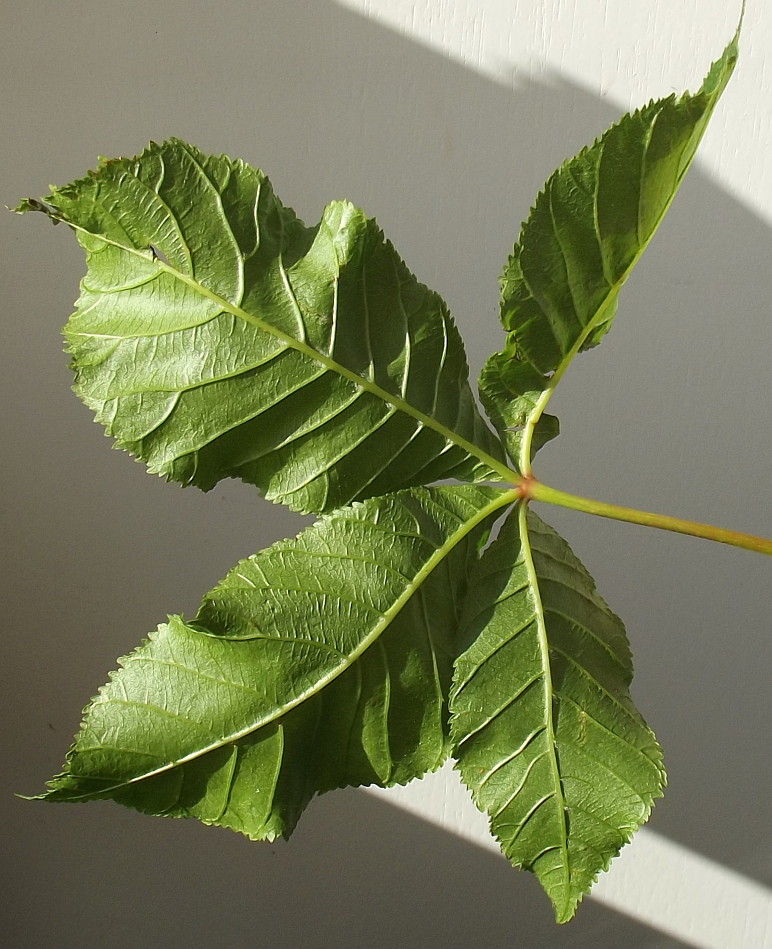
[
  {"xmin": 40, "ymin": 485, "xmax": 514, "ymax": 839},
  {"xmin": 19, "ymin": 19, "xmax": 743, "ymax": 925},
  {"xmin": 481, "ymin": 32, "xmax": 738, "ymax": 470},
  {"xmin": 450, "ymin": 505, "xmax": 664, "ymax": 923},
  {"xmin": 17, "ymin": 141, "xmax": 506, "ymax": 514}
]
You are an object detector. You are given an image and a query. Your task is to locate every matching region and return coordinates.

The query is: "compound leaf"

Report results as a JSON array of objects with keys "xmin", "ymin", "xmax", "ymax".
[
  {"xmin": 39, "ymin": 485, "xmax": 513, "ymax": 839},
  {"xmin": 17, "ymin": 141, "xmax": 507, "ymax": 514},
  {"xmin": 451, "ymin": 505, "xmax": 664, "ymax": 922},
  {"xmin": 481, "ymin": 33, "xmax": 738, "ymax": 471}
]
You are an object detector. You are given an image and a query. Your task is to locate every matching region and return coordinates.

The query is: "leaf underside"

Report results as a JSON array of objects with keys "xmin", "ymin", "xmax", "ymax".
[
  {"xmin": 480, "ymin": 34, "xmax": 738, "ymax": 471},
  {"xmin": 41, "ymin": 485, "xmax": 509, "ymax": 840},
  {"xmin": 451, "ymin": 505, "xmax": 665, "ymax": 922},
  {"xmin": 21, "ymin": 23, "xmax": 740, "ymax": 927},
  {"xmin": 17, "ymin": 141, "xmax": 504, "ymax": 515}
]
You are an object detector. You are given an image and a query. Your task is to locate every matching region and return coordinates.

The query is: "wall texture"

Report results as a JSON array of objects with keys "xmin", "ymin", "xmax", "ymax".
[{"xmin": 3, "ymin": 1, "xmax": 770, "ymax": 946}]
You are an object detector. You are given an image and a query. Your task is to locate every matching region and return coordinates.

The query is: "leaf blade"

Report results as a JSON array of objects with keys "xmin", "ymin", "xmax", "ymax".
[
  {"xmin": 481, "ymin": 35, "xmax": 738, "ymax": 471},
  {"xmin": 18, "ymin": 142, "xmax": 509, "ymax": 513},
  {"xmin": 40, "ymin": 485, "xmax": 515, "ymax": 839},
  {"xmin": 451, "ymin": 505, "xmax": 664, "ymax": 922}
]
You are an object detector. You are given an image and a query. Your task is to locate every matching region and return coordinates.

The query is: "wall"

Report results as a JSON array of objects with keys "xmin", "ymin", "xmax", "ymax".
[{"xmin": 2, "ymin": 1, "xmax": 770, "ymax": 946}]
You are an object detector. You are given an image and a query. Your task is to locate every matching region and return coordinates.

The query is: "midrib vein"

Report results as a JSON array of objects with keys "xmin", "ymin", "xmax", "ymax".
[{"xmin": 518, "ymin": 502, "xmax": 571, "ymax": 907}]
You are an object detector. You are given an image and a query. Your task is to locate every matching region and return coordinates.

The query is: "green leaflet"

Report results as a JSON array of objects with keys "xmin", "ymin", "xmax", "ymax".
[
  {"xmin": 451, "ymin": 505, "xmax": 665, "ymax": 923},
  {"xmin": 16, "ymin": 141, "xmax": 507, "ymax": 515},
  {"xmin": 480, "ymin": 33, "xmax": 738, "ymax": 472},
  {"xmin": 40, "ymin": 485, "xmax": 514, "ymax": 839}
]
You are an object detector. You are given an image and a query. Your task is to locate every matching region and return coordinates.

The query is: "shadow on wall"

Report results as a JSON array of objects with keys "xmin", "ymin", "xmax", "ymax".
[
  {"xmin": 8, "ymin": 790, "xmax": 687, "ymax": 949},
  {"xmin": 4, "ymin": 0, "xmax": 770, "ymax": 945}
]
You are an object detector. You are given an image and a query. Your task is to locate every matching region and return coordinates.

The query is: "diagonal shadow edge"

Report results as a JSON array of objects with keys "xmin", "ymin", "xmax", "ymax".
[{"xmin": 365, "ymin": 765, "xmax": 772, "ymax": 948}]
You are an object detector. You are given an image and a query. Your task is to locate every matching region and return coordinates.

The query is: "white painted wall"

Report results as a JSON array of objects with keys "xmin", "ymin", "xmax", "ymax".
[
  {"xmin": 3, "ymin": 1, "xmax": 770, "ymax": 946},
  {"xmin": 338, "ymin": 0, "xmax": 771, "ymax": 214}
]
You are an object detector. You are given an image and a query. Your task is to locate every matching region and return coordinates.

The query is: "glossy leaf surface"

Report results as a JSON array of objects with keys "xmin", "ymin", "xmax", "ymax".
[
  {"xmin": 451, "ymin": 505, "xmax": 665, "ymax": 921},
  {"xmin": 480, "ymin": 34, "xmax": 738, "ymax": 470},
  {"xmin": 18, "ymin": 142, "xmax": 506, "ymax": 514},
  {"xmin": 41, "ymin": 485, "xmax": 512, "ymax": 838}
]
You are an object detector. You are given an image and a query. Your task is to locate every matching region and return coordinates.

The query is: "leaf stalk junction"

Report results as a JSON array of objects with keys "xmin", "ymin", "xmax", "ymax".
[{"xmin": 514, "ymin": 473, "xmax": 772, "ymax": 557}]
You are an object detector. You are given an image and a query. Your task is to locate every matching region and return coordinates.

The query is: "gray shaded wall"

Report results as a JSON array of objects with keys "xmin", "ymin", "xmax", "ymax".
[{"xmin": 3, "ymin": 1, "xmax": 769, "ymax": 945}]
